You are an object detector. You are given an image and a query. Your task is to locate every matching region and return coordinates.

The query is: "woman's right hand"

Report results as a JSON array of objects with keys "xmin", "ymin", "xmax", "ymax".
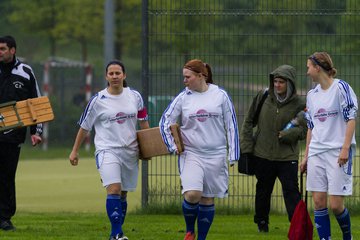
[
  {"xmin": 69, "ymin": 151, "xmax": 79, "ymax": 166},
  {"xmin": 299, "ymin": 158, "xmax": 307, "ymax": 173}
]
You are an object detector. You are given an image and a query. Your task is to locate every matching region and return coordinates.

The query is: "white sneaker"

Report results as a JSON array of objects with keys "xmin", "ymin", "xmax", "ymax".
[{"xmin": 109, "ymin": 234, "xmax": 128, "ymax": 240}]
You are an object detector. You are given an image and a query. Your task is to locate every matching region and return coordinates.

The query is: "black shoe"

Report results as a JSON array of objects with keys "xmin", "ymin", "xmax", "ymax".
[
  {"xmin": 0, "ymin": 220, "xmax": 16, "ymax": 231},
  {"xmin": 257, "ymin": 220, "xmax": 268, "ymax": 233}
]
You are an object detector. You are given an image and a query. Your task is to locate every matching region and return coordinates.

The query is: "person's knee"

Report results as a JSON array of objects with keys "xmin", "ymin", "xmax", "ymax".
[
  {"xmin": 312, "ymin": 193, "xmax": 327, "ymax": 210},
  {"xmin": 329, "ymin": 201, "xmax": 344, "ymax": 215},
  {"xmin": 328, "ymin": 196, "xmax": 345, "ymax": 215},
  {"xmin": 184, "ymin": 190, "xmax": 202, "ymax": 203},
  {"xmin": 106, "ymin": 183, "xmax": 121, "ymax": 195}
]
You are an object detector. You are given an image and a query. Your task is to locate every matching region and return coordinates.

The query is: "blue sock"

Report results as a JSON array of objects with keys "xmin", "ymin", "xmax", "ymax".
[
  {"xmin": 197, "ymin": 204, "xmax": 215, "ymax": 240},
  {"xmin": 120, "ymin": 196, "xmax": 127, "ymax": 226},
  {"xmin": 182, "ymin": 199, "xmax": 199, "ymax": 234},
  {"xmin": 314, "ymin": 208, "xmax": 331, "ymax": 240},
  {"xmin": 106, "ymin": 194, "xmax": 123, "ymax": 237},
  {"xmin": 335, "ymin": 208, "xmax": 352, "ymax": 240}
]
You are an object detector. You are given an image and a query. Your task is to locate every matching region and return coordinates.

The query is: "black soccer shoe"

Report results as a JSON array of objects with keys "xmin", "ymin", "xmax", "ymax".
[
  {"xmin": 0, "ymin": 220, "xmax": 16, "ymax": 231},
  {"xmin": 257, "ymin": 220, "xmax": 269, "ymax": 233}
]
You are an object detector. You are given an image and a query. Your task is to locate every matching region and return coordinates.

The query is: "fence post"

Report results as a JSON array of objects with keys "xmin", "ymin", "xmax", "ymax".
[
  {"xmin": 84, "ymin": 64, "xmax": 93, "ymax": 151},
  {"xmin": 141, "ymin": 0, "xmax": 149, "ymax": 208},
  {"xmin": 42, "ymin": 61, "xmax": 50, "ymax": 151}
]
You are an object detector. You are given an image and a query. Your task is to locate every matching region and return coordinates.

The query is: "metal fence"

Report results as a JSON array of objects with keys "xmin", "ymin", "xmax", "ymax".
[
  {"xmin": 29, "ymin": 58, "xmax": 106, "ymax": 147},
  {"xmin": 141, "ymin": 0, "xmax": 360, "ymax": 213}
]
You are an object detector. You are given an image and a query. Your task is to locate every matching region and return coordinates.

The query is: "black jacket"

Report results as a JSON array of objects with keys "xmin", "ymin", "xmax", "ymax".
[{"xmin": 0, "ymin": 57, "xmax": 43, "ymax": 143}]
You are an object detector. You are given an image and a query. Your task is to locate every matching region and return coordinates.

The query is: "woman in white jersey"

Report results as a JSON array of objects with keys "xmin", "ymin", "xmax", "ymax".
[
  {"xmin": 69, "ymin": 60, "xmax": 149, "ymax": 240},
  {"xmin": 300, "ymin": 52, "xmax": 357, "ymax": 240},
  {"xmin": 159, "ymin": 59, "xmax": 240, "ymax": 240}
]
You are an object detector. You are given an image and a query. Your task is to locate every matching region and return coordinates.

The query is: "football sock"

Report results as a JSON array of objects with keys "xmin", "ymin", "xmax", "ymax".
[
  {"xmin": 106, "ymin": 194, "xmax": 123, "ymax": 237},
  {"xmin": 182, "ymin": 199, "xmax": 199, "ymax": 234},
  {"xmin": 335, "ymin": 208, "xmax": 352, "ymax": 240},
  {"xmin": 120, "ymin": 196, "xmax": 128, "ymax": 226},
  {"xmin": 197, "ymin": 204, "xmax": 215, "ymax": 240},
  {"xmin": 314, "ymin": 208, "xmax": 331, "ymax": 240}
]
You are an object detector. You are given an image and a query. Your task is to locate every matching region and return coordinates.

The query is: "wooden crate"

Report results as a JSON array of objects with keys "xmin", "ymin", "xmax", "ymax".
[{"xmin": 137, "ymin": 124, "xmax": 184, "ymax": 159}]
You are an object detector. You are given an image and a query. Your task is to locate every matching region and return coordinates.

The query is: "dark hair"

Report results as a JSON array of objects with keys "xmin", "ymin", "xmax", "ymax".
[
  {"xmin": 183, "ymin": 59, "xmax": 213, "ymax": 84},
  {"xmin": 0, "ymin": 35, "xmax": 17, "ymax": 49},
  {"xmin": 105, "ymin": 60, "xmax": 127, "ymax": 87},
  {"xmin": 308, "ymin": 52, "xmax": 337, "ymax": 77}
]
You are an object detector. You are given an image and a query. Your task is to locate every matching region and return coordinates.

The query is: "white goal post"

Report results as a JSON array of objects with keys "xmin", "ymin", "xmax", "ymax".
[{"xmin": 42, "ymin": 57, "xmax": 93, "ymax": 151}]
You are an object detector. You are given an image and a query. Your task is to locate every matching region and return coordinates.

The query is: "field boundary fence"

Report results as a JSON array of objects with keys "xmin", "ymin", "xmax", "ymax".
[{"xmin": 142, "ymin": 0, "xmax": 360, "ymax": 213}]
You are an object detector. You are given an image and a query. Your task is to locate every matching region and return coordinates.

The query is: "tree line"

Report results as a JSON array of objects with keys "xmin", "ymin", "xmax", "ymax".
[{"xmin": 0, "ymin": 0, "xmax": 356, "ymax": 66}]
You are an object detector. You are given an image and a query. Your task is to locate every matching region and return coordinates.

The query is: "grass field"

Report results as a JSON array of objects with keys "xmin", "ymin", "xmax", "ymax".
[
  {"xmin": 15, "ymin": 157, "xmax": 141, "ymax": 213},
  {"xmin": 1, "ymin": 211, "xmax": 359, "ymax": 239},
  {"xmin": 0, "ymin": 212, "xmax": 295, "ymax": 239},
  {"xmin": 0, "ymin": 147, "xmax": 358, "ymax": 239}
]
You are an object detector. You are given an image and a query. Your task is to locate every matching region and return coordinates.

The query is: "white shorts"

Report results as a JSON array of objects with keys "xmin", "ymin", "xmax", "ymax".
[
  {"xmin": 307, "ymin": 147, "xmax": 354, "ymax": 195},
  {"xmin": 96, "ymin": 148, "xmax": 139, "ymax": 191},
  {"xmin": 179, "ymin": 151, "xmax": 229, "ymax": 198}
]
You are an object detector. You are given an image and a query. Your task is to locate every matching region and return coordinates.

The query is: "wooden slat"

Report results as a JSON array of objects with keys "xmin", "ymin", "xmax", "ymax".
[
  {"xmin": 1, "ymin": 104, "xmax": 53, "ymax": 118},
  {"xmin": 2, "ymin": 113, "xmax": 54, "ymax": 125},
  {"xmin": 27, "ymin": 99, "xmax": 38, "ymax": 122}
]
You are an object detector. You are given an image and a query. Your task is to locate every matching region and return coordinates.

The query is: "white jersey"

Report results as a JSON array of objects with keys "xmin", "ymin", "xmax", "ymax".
[
  {"xmin": 79, "ymin": 87, "xmax": 147, "ymax": 152},
  {"xmin": 306, "ymin": 79, "xmax": 358, "ymax": 156},
  {"xmin": 159, "ymin": 84, "xmax": 240, "ymax": 162}
]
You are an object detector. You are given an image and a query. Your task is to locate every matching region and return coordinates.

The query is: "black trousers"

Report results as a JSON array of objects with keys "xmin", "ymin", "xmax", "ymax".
[
  {"xmin": 254, "ymin": 157, "xmax": 300, "ymax": 224},
  {"xmin": 0, "ymin": 142, "xmax": 21, "ymax": 221}
]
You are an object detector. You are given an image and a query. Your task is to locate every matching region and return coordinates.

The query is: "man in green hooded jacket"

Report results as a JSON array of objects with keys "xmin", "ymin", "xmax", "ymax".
[{"xmin": 240, "ymin": 65, "xmax": 307, "ymax": 233}]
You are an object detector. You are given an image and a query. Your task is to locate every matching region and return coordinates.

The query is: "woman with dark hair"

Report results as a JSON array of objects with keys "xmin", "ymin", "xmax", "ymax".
[
  {"xmin": 69, "ymin": 60, "xmax": 149, "ymax": 240},
  {"xmin": 240, "ymin": 64, "xmax": 306, "ymax": 233},
  {"xmin": 301, "ymin": 52, "xmax": 357, "ymax": 240},
  {"xmin": 159, "ymin": 59, "xmax": 240, "ymax": 240}
]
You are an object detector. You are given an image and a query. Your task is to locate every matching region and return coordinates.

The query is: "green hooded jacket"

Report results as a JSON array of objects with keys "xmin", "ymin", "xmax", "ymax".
[{"xmin": 240, "ymin": 65, "xmax": 307, "ymax": 161}]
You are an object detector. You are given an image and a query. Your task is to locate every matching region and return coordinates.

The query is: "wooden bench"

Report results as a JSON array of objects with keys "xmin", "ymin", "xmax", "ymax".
[{"xmin": 0, "ymin": 96, "xmax": 54, "ymax": 132}]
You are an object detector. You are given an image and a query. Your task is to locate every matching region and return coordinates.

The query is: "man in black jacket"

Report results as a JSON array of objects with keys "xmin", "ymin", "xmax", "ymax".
[{"xmin": 0, "ymin": 35, "xmax": 43, "ymax": 231}]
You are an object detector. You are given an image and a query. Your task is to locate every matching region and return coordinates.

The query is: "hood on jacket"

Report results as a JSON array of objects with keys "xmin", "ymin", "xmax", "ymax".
[{"xmin": 269, "ymin": 65, "xmax": 297, "ymax": 103}]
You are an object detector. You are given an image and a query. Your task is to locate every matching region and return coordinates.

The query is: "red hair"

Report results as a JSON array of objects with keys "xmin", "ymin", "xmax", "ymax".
[{"xmin": 183, "ymin": 59, "xmax": 213, "ymax": 83}]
